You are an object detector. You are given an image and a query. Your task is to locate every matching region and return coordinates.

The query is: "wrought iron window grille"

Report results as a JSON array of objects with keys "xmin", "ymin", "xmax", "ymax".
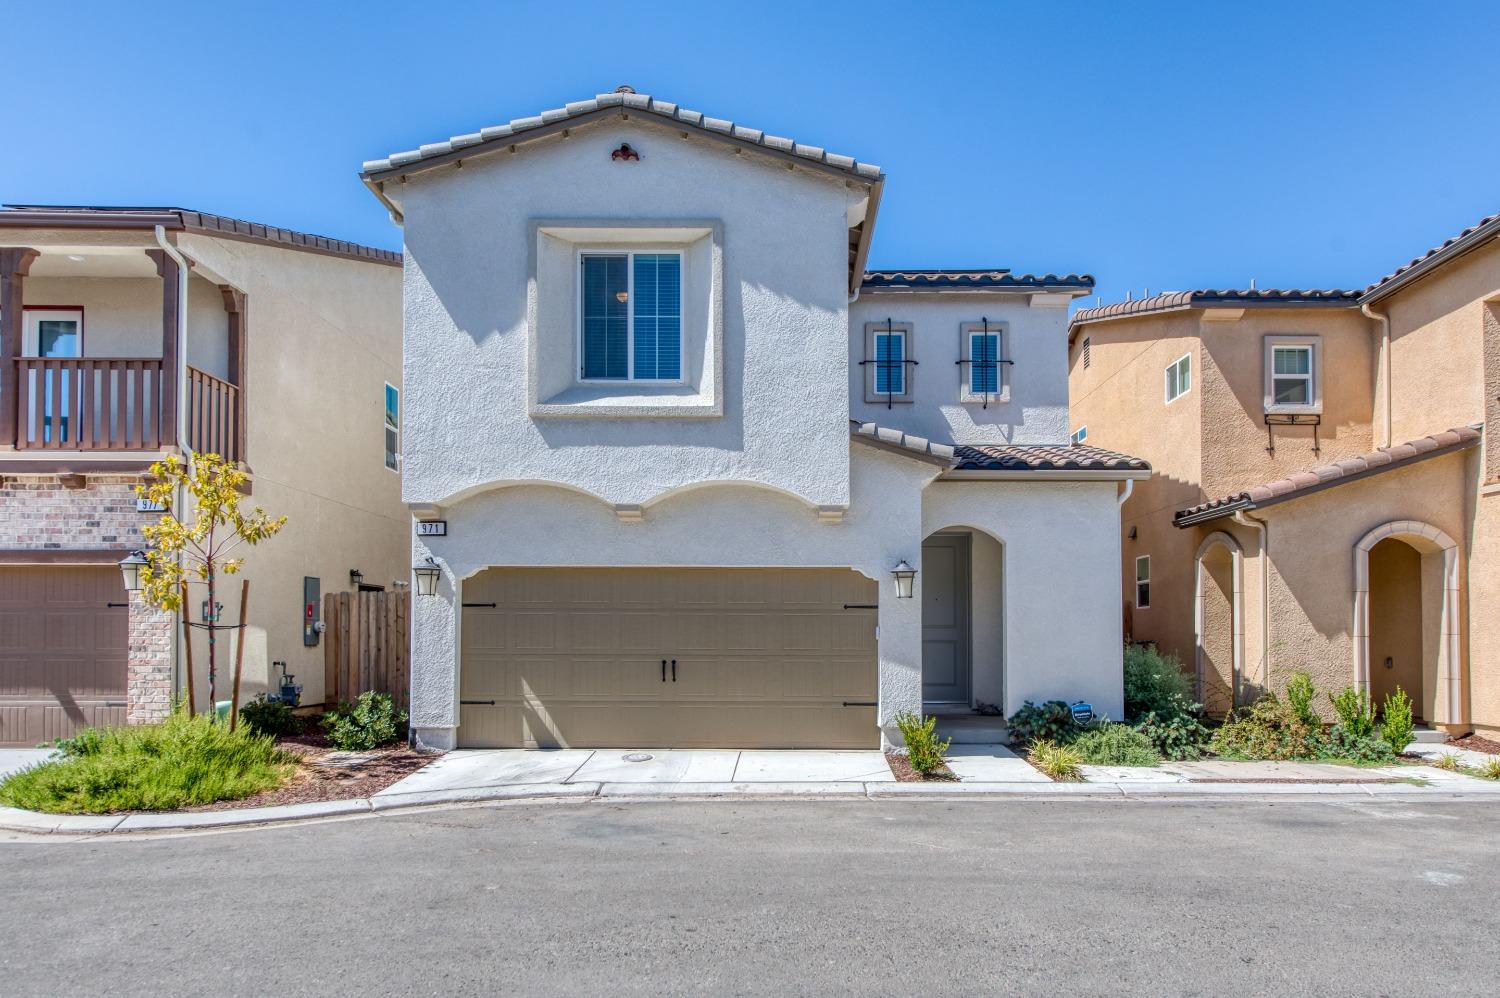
[
  {"xmin": 858, "ymin": 317, "xmax": 919, "ymax": 409},
  {"xmin": 1263, "ymin": 412, "xmax": 1321, "ymax": 456},
  {"xmin": 955, "ymin": 317, "xmax": 1014, "ymax": 409}
]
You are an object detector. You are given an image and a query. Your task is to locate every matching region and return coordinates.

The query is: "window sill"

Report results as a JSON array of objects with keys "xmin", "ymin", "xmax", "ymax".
[
  {"xmin": 863, "ymin": 395, "xmax": 914, "ymax": 405},
  {"xmin": 959, "ymin": 391, "xmax": 1012, "ymax": 406},
  {"xmin": 532, "ymin": 383, "xmax": 721, "ymax": 419},
  {"xmin": 1263, "ymin": 404, "xmax": 1323, "ymax": 417}
]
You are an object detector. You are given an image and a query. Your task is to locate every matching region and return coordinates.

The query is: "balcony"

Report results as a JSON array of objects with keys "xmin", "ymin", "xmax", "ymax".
[{"xmin": 10, "ymin": 358, "xmax": 239, "ymax": 461}]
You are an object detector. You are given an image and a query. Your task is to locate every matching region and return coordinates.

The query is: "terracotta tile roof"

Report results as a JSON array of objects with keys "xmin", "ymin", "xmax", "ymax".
[
  {"xmin": 1363, "ymin": 209, "xmax": 1500, "ymax": 301},
  {"xmin": 850, "ymin": 421, "xmax": 956, "ymax": 464},
  {"xmin": 0, "ymin": 204, "xmax": 401, "ymax": 266},
  {"xmin": 1174, "ymin": 424, "xmax": 1483, "ymax": 526},
  {"xmin": 360, "ymin": 87, "xmax": 883, "ymax": 183},
  {"xmin": 953, "ymin": 442, "xmax": 1150, "ymax": 473},
  {"xmin": 862, "ymin": 270, "xmax": 1094, "ymax": 292},
  {"xmin": 1069, "ymin": 288, "xmax": 1359, "ymax": 329}
]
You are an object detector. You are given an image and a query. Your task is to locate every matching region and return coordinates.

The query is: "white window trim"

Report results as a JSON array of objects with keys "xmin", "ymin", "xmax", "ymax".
[
  {"xmin": 1071, "ymin": 425, "xmax": 1087, "ymax": 445},
  {"xmin": 23, "ymin": 308, "xmax": 84, "ymax": 357},
  {"xmin": 1263, "ymin": 334, "xmax": 1323, "ymax": 415},
  {"xmin": 383, "ymin": 382, "xmax": 400, "ymax": 473},
  {"xmin": 574, "ymin": 247, "xmax": 686, "ymax": 386},
  {"xmin": 959, "ymin": 320, "xmax": 1011, "ymax": 404},
  {"xmin": 1135, "ymin": 555, "xmax": 1151, "ymax": 610},
  {"xmin": 1164, "ymin": 352, "xmax": 1191, "ymax": 404},
  {"xmin": 863, "ymin": 320, "xmax": 914, "ymax": 403}
]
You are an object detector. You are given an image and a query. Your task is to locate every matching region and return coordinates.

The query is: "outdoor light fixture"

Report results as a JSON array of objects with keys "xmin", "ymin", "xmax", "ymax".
[
  {"xmin": 892, "ymin": 560, "xmax": 917, "ymax": 599},
  {"xmin": 349, "ymin": 569, "xmax": 364, "ymax": 585},
  {"xmin": 413, "ymin": 557, "xmax": 441, "ymax": 597},
  {"xmin": 118, "ymin": 550, "xmax": 148, "ymax": 593}
]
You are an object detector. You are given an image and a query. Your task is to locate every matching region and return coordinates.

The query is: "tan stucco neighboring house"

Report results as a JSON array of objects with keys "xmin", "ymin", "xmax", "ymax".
[
  {"xmin": 1068, "ymin": 209, "xmax": 1500, "ymax": 737},
  {"xmin": 0, "ymin": 205, "xmax": 407, "ymax": 743}
]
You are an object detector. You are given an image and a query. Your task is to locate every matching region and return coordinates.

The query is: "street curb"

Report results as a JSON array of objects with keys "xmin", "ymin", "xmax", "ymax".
[{"xmin": 5, "ymin": 778, "xmax": 1500, "ymax": 834}]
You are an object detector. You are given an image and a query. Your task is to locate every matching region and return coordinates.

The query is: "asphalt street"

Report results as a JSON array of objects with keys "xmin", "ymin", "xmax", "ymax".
[{"xmin": 1, "ymin": 797, "xmax": 1494, "ymax": 996}]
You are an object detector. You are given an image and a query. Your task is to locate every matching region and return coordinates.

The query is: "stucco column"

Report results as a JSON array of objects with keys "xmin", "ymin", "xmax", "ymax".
[
  {"xmin": 875, "ymin": 569, "xmax": 923, "ymax": 750},
  {"xmin": 409, "ymin": 537, "xmax": 459, "ymax": 750},
  {"xmin": 0, "ymin": 248, "xmax": 39, "ymax": 448}
]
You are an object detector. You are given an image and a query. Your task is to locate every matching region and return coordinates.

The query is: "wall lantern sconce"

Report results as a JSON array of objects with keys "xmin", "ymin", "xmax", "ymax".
[
  {"xmin": 349, "ymin": 569, "xmax": 364, "ymax": 586},
  {"xmin": 413, "ymin": 557, "xmax": 441, "ymax": 597},
  {"xmin": 119, "ymin": 550, "xmax": 148, "ymax": 593},
  {"xmin": 892, "ymin": 560, "xmax": 917, "ymax": 599}
]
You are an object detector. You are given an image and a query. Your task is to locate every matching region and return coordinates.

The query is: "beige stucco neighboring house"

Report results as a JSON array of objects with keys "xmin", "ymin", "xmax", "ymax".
[
  {"xmin": 0, "ymin": 206, "xmax": 406, "ymax": 743},
  {"xmin": 1068, "ymin": 210, "xmax": 1500, "ymax": 738}
]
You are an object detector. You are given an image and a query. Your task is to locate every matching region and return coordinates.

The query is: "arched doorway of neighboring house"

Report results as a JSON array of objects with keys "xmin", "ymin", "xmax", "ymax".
[
  {"xmin": 1194, "ymin": 531, "xmax": 1243, "ymax": 717},
  {"xmin": 1367, "ymin": 537, "xmax": 1425, "ymax": 721},
  {"xmin": 1353, "ymin": 520, "xmax": 1463, "ymax": 727}
]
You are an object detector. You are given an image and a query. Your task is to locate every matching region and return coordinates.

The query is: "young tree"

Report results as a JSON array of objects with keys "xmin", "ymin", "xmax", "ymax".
[{"xmin": 136, "ymin": 454, "xmax": 287, "ymax": 715}]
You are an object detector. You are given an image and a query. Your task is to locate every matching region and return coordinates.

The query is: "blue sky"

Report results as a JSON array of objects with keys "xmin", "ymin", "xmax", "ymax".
[{"xmin": 6, "ymin": 1, "xmax": 1499, "ymax": 305}]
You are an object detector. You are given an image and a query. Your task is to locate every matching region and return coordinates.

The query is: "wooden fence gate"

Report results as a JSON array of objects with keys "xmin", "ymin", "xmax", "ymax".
[{"xmin": 323, "ymin": 590, "xmax": 410, "ymax": 712}]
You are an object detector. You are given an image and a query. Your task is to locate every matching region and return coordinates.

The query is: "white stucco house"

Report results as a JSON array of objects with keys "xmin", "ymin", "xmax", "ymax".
[{"xmin": 361, "ymin": 88, "xmax": 1149, "ymax": 751}]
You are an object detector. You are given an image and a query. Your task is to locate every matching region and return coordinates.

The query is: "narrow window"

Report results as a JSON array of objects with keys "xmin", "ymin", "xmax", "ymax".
[
  {"xmin": 1071, "ymin": 426, "xmax": 1088, "ymax": 445},
  {"xmin": 1272, "ymin": 345, "xmax": 1313, "ymax": 406},
  {"xmin": 874, "ymin": 329, "xmax": 905, "ymax": 395},
  {"xmin": 1165, "ymin": 353, "xmax": 1191, "ymax": 403},
  {"xmin": 1082, "ymin": 336, "xmax": 1091, "ymax": 369},
  {"xmin": 581, "ymin": 251, "xmax": 681, "ymax": 382},
  {"xmin": 1135, "ymin": 555, "xmax": 1151, "ymax": 609},
  {"xmin": 384, "ymin": 383, "xmax": 400, "ymax": 472},
  {"xmin": 970, "ymin": 331, "xmax": 1000, "ymax": 394}
]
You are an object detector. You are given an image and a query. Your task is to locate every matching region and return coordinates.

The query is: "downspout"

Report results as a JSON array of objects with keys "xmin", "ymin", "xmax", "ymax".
[
  {"xmin": 1117, "ymin": 478, "xmax": 1134, "ymax": 507},
  {"xmin": 1361, "ymin": 300, "xmax": 1392, "ymax": 448},
  {"xmin": 1233, "ymin": 510, "xmax": 1270, "ymax": 694},
  {"xmin": 153, "ymin": 225, "xmax": 192, "ymax": 707}
]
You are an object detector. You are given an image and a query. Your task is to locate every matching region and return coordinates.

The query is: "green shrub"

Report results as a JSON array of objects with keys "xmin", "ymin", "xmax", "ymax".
[
  {"xmin": 1135, "ymin": 707, "xmax": 1212, "ymax": 761},
  {"xmin": 1123, "ymin": 644, "xmax": 1193, "ymax": 722},
  {"xmin": 1329, "ymin": 686, "xmax": 1374, "ymax": 739},
  {"xmin": 0, "ymin": 712, "xmax": 295, "ymax": 814},
  {"xmin": 1477, "ymin": 757, "xmax": 1500, "ymax": 781},
  {"xmin": 1072, "ymin": 723, "xmax": 1160, "ymax": 767},
  {"xmin": 1028, "ymin": 739, "xmax": 1084, "ymax": 781},
  {"xmin": 1379, "ymin": 688, "xmax": 1415, "ymax": 755},
  {"xmin": 1211, "ymin": 695, "xmax": 1321, "ymax": 761},
  {"xmin": 1285, "ymin": 671, "xmax": 1320, "ymax": 727},
  {"xmin": 322, "ymin": 692, "xmax": 407, "ymax": 751},
  {"xmin": 894, "ymin": 711, "xmax": 952, "ymax": 775},
  {"xmin": 1006, "ymin": 700, "xmax": 1079, "ymax": 747},
  {"xmin": 1317, "ymin": 726, "xmax": 1396, "ymax": 764},
  {"xmin": 238, "ymin": 694, "xmax": 300, "ymax": 739}
]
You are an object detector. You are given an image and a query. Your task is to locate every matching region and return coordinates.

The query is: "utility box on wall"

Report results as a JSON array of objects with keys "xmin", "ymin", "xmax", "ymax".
[{"xmin": 303, "ymin": 576, "xmax": 321, "ymax": 646}]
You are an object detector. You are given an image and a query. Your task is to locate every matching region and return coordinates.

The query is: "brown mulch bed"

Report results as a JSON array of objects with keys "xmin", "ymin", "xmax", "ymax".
[
  {"xmin": 1451, "ymin": 734, "xmax": 1500, "ymax": 756},
  {"xmin": 885, "ymin": 751, "xmax": 959, "ymax": 782},
  {"xmin": 185, "ymin": 743, "xmax": 435, "ymax": 812}
]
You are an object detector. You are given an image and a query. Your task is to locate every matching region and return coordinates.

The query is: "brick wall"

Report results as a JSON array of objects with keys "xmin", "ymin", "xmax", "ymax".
[{"xmin": 0, "ymin": 475, "xmax": 150, "ymax": 550}]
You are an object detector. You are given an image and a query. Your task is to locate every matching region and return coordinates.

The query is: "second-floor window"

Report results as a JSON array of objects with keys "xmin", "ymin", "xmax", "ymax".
[
  {"xmin": 1263, "ymin": 335, "xmax": 1322, "ymax": 414},
  {"xmin": 1071, "ymin": 426, "xmax": 1088, "ymax": 445},
  {"xmin": 874, "ymin": 329, "xmax": 906, "ymax": 395},
  {"xmin": 384, "ymin": 383, "xmax": 400, "ymax": 471},
  {"xmin": 1164, "ymin": 353, "xmax": 1191, "ymax": 403},
  {"xmin": 580, "ymin": 251, "xmax": 681, "ymax": 382},
  {"xmin": 970, "ymin": 330, "xmax": 1000, "ymax": 394}
]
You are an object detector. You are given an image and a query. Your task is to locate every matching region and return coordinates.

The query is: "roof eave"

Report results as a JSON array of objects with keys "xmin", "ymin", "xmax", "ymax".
[
  {"xmin": 1173, "ymin": 432, "xmax": 1481, "ymax": 527},
  {"xmin": 940, "ymin": 468, "xmax": 1151, "ymax": 482},
  {"xmin": 1361, "ymin": 219, "xmax": 1500, "ymax": 304}
]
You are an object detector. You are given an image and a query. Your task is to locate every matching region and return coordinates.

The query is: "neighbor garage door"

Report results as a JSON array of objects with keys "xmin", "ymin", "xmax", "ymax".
[
  {"xmin": 459, "ymin": 568, "xmax": 878, "ymax": 749},
  {"xmin": 0, "ymin": 566, "xmax": 129, "ymax": 745}
]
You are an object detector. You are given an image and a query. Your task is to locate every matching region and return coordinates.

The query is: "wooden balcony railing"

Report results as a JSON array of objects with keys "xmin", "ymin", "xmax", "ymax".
[
  {"xmin": 13, "ymin": 357, "xmax": 165, "ymax": 450},
  {"xmin": 185, "ymin": 365, "xmax": 241, "ymax": 464}
]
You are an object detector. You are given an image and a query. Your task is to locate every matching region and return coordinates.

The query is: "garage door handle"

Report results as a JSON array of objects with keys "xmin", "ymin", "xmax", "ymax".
[
  {"xmin": 106, "ymin": 602, "xmax": 129, "ymax": 608},
  {"xmin": 460, "ymin": 699, "xmax": 496, "ymax": 706},
  {"xmin": 661, "ymin": 659, "xmax": 666, "ymax": 682},
  {"xmin": 105, "ymin": 700, "xmax": 127, "ymax": 707},
  {"xmin": 671, "ymin": 659, "xmax": 677, "ymax": 682},
  {"xmin": 842, "ymin": 701, "xmax": 877, "ymax": 707}
]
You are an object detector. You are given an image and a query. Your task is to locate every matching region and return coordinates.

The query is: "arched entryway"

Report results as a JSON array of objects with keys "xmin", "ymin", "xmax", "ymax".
[
  {"xmin": 1353, "ymin": 520, "xmax": 1463, "ymax": 727},
  {"xmin": 1194, "ymin": 531, "xmax": 1244, "ymax": 715}
]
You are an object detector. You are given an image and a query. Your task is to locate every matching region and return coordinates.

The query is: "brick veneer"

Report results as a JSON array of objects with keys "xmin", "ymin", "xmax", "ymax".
[{"xmin": 1, "ymin": 474, "xmax": 175, "ymax": 724}]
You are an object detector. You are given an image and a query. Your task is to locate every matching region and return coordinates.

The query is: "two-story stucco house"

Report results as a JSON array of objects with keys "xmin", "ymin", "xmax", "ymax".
[
  {"xmin": 1069, "ymin": 209, "xmax": 1500, "ymax": 740},
  {"xmin": 0, "ymin": 206, "xmax": 407, "ymax": 743},
  {"xmin": 364, "ymin": 88, "xmax": 1148, "ymax": 752}
]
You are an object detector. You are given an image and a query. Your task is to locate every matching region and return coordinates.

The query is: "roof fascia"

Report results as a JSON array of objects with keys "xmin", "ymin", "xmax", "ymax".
[
  {"xmin": 940, "ymin": 468, "xmax": 1151, "ymax": 482},
  {"xmin": 1361, "ymin": 218, "xmax": 1500, "ymax": 305}
]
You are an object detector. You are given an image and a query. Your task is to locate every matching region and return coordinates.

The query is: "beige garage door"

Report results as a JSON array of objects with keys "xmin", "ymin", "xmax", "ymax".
[
  {"xmin": 0, "ymin": 566, "xmax": 129, "ymax": 745},
  {"xmin": 459, "ymin": 568, "xmax": 878, "ymax": 749}
]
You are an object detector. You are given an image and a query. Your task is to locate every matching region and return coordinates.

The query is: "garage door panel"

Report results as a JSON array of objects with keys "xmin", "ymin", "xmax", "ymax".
[
  {"xmin": 459, "ymin": 568, "xmax": 878, "ymax": 749},
  {"xmin": 0, "ymin": 567, "xmax": 128, "ymax": 745}
]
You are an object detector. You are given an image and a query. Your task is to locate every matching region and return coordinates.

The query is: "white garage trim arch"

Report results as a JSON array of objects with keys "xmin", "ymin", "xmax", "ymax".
[{"xmin": 1352, "ymin": 519, "xmax": 1463, "ymax": 726}]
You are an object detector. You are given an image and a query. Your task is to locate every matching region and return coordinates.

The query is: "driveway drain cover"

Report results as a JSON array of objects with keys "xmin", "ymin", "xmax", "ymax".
[{"xmin": 622, "ymin": 752, "xmax": 654, "ymax": 763}]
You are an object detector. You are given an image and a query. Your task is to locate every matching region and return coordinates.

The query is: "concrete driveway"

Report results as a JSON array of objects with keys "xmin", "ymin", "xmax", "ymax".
[{"xmin": 0, "ymin": 749, "xmax": 54, "ymax": 780}]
